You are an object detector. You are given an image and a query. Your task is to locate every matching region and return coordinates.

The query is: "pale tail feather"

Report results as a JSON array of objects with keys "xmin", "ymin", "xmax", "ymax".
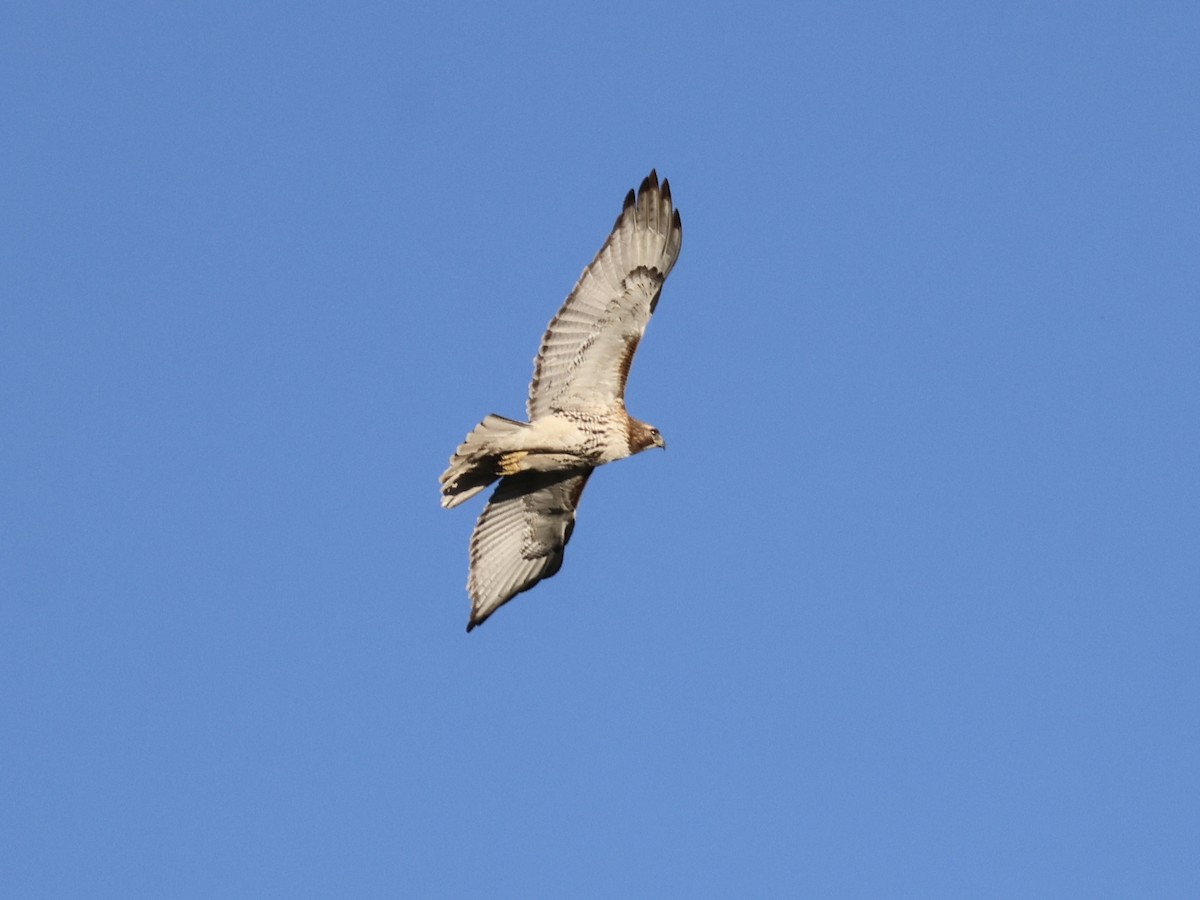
[{"xmin": 440, "ymin": 414, "xmax": 528, "ymax": 509}]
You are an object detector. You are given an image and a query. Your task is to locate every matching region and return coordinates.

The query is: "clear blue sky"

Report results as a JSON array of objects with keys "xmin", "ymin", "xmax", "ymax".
[{"xmin": 3, "ymin": 2, "xmax": 1198, "ymax": 896}]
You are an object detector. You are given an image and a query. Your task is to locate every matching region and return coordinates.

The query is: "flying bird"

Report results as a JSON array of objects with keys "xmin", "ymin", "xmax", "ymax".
[{"xmin": 440, "ymin": 171, "xmax": 683, "ymax": 631}]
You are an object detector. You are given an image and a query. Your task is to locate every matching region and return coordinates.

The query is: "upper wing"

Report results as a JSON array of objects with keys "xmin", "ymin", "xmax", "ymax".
[
  {"xmin": 528, "ymin": 171, "xmax": 683, "ymax": 420},
  {"xmin": 466, "ymin": 468, "xmax": 593, "ymax": 631}
]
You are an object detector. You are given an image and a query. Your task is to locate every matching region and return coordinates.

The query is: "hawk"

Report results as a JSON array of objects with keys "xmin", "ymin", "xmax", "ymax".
[{"xmin": 440, "ymin": 171, "xmax": 683, "ymax": 631}]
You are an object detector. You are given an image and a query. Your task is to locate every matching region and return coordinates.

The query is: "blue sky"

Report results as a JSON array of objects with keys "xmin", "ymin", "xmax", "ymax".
[{"xmin": 3, "ymin": 2, "xmax": 1198, "ymax": 896}]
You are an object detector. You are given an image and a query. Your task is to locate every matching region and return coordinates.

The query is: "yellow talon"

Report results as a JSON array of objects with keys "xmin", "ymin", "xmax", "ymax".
[{"xmin": 498, "ymin": 451, "xmax": 528, "ymax": 475}]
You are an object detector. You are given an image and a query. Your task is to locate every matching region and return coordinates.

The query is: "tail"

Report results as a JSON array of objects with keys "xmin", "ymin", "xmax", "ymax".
[{"xmin": 440, "ymin": 414, "xmax": 529, "ymax": 509}]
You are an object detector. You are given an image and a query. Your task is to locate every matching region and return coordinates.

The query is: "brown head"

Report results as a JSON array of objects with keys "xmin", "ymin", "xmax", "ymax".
[{"xmin": 627, "ymin": 418, "xmax": 667, "ymax": 454}]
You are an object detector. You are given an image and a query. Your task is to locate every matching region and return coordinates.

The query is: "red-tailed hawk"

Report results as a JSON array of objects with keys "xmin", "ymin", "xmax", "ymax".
[{"xmin": 440, "ymin": 171, "xmax": 683, "ymax": 631}]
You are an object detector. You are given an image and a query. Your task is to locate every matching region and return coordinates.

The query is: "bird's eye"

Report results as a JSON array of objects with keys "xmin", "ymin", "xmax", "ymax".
[{"xmin": 650, "ymin": 428, "xmax": 660, "ymax": 437}]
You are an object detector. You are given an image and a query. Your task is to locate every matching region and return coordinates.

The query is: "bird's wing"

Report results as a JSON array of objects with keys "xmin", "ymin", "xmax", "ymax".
[
  {"xmin": 466, "ymin": 468, "xmax": 593, "ymax": 631},
  {"xmin": 528, "ymin": 171, "xmax": 683, "ymax": 420}
]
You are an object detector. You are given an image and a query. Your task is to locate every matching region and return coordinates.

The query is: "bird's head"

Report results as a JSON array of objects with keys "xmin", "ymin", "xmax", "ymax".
[{"xmin": 629, "ymin": 419, "xmax": 667, "ymax": 453}]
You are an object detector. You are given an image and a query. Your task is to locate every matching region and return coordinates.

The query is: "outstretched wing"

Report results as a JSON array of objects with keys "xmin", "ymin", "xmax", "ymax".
[
  {"xmin": 528, "ymin": 171, "xmax": 683, "ymax": 420},
  {"xmin": 466, "ymin": 468, "xmax": 593, "ymax": 631}
]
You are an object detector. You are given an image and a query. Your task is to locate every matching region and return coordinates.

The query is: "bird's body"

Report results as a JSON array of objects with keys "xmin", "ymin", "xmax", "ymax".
[{"xmin": 441, "ymin": 171, "xmax": 682, "ymax": 631}]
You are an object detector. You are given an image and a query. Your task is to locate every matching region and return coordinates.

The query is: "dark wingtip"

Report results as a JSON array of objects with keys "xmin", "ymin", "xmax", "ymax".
[
  {"xmin": 639, "ymin": 170, "xmax": 659, "ymax": 197},
  {"xmin": 661, "ymin": 177, "xmax": 671, "ymax": 202},
  {"xmin": 616, "ymin": 188, "xmax": 636, "ymax": 229},
  {"xmin": 466, "ymin": 618, "xmax": 477, "ymax": 633}
]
